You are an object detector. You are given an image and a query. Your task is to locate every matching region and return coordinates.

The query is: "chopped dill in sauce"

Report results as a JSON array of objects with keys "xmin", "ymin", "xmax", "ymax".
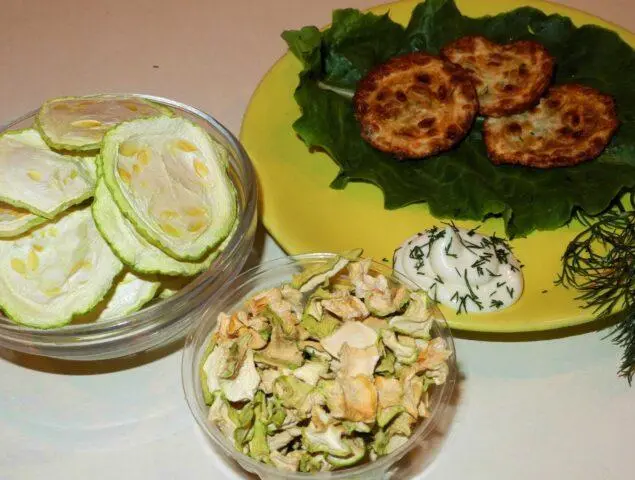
[{"xmin": 393, "ymin": 224, "xmax": 524, "ymax": 314}]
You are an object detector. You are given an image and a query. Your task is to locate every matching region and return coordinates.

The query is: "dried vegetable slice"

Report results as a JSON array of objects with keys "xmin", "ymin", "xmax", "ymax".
[
  {"xmin": 200, "ymin": 255, "xmax": 453, "ymax": 472},
  {"xmin": 291, "ymin": 248, "xmax": 362, "ymax": 293},
  {"xmin": 0, "ymin": 208, "xmax": 123, "ymax": 328},
  {"xmin": 100, "ymin": 116, "xmax": 237, "ymax": 261},
  {"xmin": 0, "ymin": 129, "xmax": 94, "ymax": 219},
  {"xmin": 92, "ymin": 180, "xmax": 215, "ymax": 276},
  {"xmin": 35, "ymin": 95, "xmax": 170, "ymax": 152},
  {"xmin": 0, "ymin": 202, "xmax": 46, "ymax": 238}
]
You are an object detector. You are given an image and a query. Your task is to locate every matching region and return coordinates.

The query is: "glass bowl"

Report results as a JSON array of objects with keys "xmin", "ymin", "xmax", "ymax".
[
  {"xmin": 0, "ymin": 94, "xmax": 257, "ymax": 361},
  {"xmin": 182, "ymin": 253, "xmax": 457, "ymax": 480}
]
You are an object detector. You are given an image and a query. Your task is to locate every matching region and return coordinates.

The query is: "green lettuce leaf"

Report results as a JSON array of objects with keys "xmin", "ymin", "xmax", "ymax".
[{"xmin": 282, "ymin": 0, "xmax": 635, "ymax": 238}]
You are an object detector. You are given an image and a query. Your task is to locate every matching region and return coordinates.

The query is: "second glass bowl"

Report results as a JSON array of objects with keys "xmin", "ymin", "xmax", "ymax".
[{"xmin": 182, "ymin": 253, "xmax": 457, "ymax": 480}]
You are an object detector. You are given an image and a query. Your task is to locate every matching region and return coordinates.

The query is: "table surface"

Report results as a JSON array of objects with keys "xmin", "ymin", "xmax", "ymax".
[{"xmin": 0, "ymin": 0, "xmax": 633, "ymax": 479}]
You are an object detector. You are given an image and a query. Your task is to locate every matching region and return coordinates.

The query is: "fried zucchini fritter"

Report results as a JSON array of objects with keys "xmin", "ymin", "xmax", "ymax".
[
  {"xmin": 483, "ymin": 84, "xmax": 619, "ymax": 168},
  {"xmin": 353, "ymin": 52, "xmax": 478, "ymax": 159},
  {"xmin": 441, "ymin": 36, "xmax": 554, "ymax": 117}
]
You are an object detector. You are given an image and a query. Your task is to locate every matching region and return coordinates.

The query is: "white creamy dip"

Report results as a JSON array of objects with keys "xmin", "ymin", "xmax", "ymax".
[{"xmin": 393, "ymin": 225, "xmax": 523, "ymax": 313}]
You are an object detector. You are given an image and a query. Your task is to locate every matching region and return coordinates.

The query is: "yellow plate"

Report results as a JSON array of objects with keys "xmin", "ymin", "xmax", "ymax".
[{"xmin": 240, "ymin": 0, "xmax": 634, "ymax": 332}]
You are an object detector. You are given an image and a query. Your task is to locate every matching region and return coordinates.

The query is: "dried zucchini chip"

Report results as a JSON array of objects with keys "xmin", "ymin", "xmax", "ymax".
[
  {"xmin": 255, "ymin": 322, "xmax": 304, "ymax": 369},
  {"xmin": 0, "ymin": 208, "xmax": 123, "ymax": 328},
  {"xmin": 92, "ymin": 179, "xmax": 216, "ymax": 276},
  {"xmin": 321, "ymin": 321, "xmax": 378, "ymax": 358},
  {"xmin": 380, "ymin": 330, "xmax": 418, "ymax": 364},
  {"xmin": 388, "ymin": 290, "xmax": 436, "ymax": 339},
  {"xmin": 273, "ymin": 376, "xmax": 313, "ymax": 409},
  {"xmin": 291, "ymin": 360, "xmax": 329, "ymax": 386},
  {"xmin": 339, "ymin": 344, "xmax": 380, "ymax": 378},
  {"xmin": 35, "ymin": 95, "xmax": 170, "ymax": 152},
  {"xmin": 248, "ymin": 420, "xmax": 270, "ymax": 462},
  {"xmin": 0, "ymin": 129, "xmax": 95, "ymax": 219},
  {"xmin": 326, "ymin": 438, "xmax": 365, "ymax": 468},
  {"xmin": 270, "ymin": 451, "xmax": 303, "ymax": 472},
  {"xmin": 303, "ymin": 424, "xmax": 351, "ymax": 457},
  {"xmin": 100, "ymin": 116, "xmax": 237, "ymax": 261},
  {"xmin": 204, "ymin": 347, "xmax": 261, "ymax": 402},
  {"xmin": 0, "ymin": 202, "xmax": 47, "ymax": 238},
  {"xmin": 291, "ymin": 249, "xmax": 362, "ymax": 293}
]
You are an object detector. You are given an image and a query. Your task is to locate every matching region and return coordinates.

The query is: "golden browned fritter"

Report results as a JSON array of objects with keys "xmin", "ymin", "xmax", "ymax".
[
  {"xmin": 441, "ymin": 36, "xmax": 554, "ymax": 117},
  {"xmin": 353, "ymin": 52, "xmax": 478, "ymax": 159},
  {"xmin": 483, "ymin": 84, "xmax": 619, "ymax": 168}
]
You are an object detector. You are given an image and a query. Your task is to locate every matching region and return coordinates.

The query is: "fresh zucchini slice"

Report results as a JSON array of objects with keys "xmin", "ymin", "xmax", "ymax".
[
  {"xmin": 92, "ymin": 179, "xmax": 215, "ymax": 276},
  {"xmin": 96, "ymin": 271, "xmax": 160, "ymax": 320},
  {"xmin": 35, "ymin": 95, "xmax": 170, "ymax": 152},
  {"xmin": 153, "ymin": 215, "xmax": 238, "ymax": 298},
  {"xmin": 154, "ymin": 205, "xmax": 234, "ymax": 297},
  {"xmin": 157, "ymin": 275, "xmax": 193, "ymax": 299},
  {"xmin": 100, "ymin": 116, "xmax": 237, "ymax": 261},
  {"xmin": 157, "ymin": 286, "xmax": 178, "ymax": 300},
  {"xmin": 0, "ymin": 129, "xmax": 95, "ymax": 219},
  {"xmin": 0, "ymin": 202, "xmax": 47, "ymax": 238},
  {"xmin": 79, "ymin": 156, "xmax": 99, "ymax": 182},
  {"xmin": 73, "ymin": 270, "xmax": 160, "ymax": 322},
  {"xmin": 0, "ymin": 208, "xmax": 123, "ymax": 328}
]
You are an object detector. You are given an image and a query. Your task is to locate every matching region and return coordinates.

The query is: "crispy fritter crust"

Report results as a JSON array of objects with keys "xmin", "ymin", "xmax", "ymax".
[
  {"xmin": 441, "ymin": 36, "xmax": 554, "ymax": 117},
  {"xmin": 483, "ymin": 84, "xmax": 619, "ymax": 168},
  {"xmin": 353, "ymin": 52, "xmax": 478, "ymax": 159}
]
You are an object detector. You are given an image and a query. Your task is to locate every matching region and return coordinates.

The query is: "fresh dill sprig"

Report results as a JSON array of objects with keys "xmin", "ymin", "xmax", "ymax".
[
  {"xmin": 611, "ymin": 309, "xmax": 635, "ymax": 382},
  {"xmin": 556, "ymin": 193, "xmax": 635, "ymax": 384}
]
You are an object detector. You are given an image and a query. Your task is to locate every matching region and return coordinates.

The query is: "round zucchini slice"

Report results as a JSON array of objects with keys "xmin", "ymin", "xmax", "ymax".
[
  {"xmin": 92, "ymin": 180, "xmax": 215, "ymax": 276},
  {"xmin": 35, "ymin": 95, "xmax": 170, "ymax": 152},
  {"xmin": 96, "ymin": 271, "xmax": 160, "ymax": 320},
  {"xmin": 0, "ymin": 202, "xmax": 47, "ymax": 238},
  {"xmin": 79, "ymin": 156, "xmax": 99, "ymax": 182},
  {"xmin": 155, "ymin": 213, "xmax": 238, "ymax": 298},
  {"xmin": 100, "ymin": 116, "xmax": 237, "ymax": 261},
  {"xmin": 0, "ymin": 129, "xmax": 95, "ymax": 219},
  {"xmin": 73, "ymin": 270, "xmax": 160, "ymax": 323},
  {"xmin": 157, "ymin": 275, "xmax": 194, "ymax": 299},
  {"xmin": 0, "ymin": 208, "xmax": 123, "ymax": 328}
]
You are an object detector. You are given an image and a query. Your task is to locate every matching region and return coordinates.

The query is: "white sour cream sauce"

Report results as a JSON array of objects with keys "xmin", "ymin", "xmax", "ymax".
[{"xmin": 393, "ymin": 226, "xmax": 524, "ymax": 313}]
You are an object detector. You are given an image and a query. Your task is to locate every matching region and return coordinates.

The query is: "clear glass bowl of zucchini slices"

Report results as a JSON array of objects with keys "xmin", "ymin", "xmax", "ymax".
[
  {"xmin": 182, "ymin": 252, "xmax": 457, "ymax": 479},
  {"xmin": 0, "ymin": 94, "xmax": 257, "ymax": 360}
]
